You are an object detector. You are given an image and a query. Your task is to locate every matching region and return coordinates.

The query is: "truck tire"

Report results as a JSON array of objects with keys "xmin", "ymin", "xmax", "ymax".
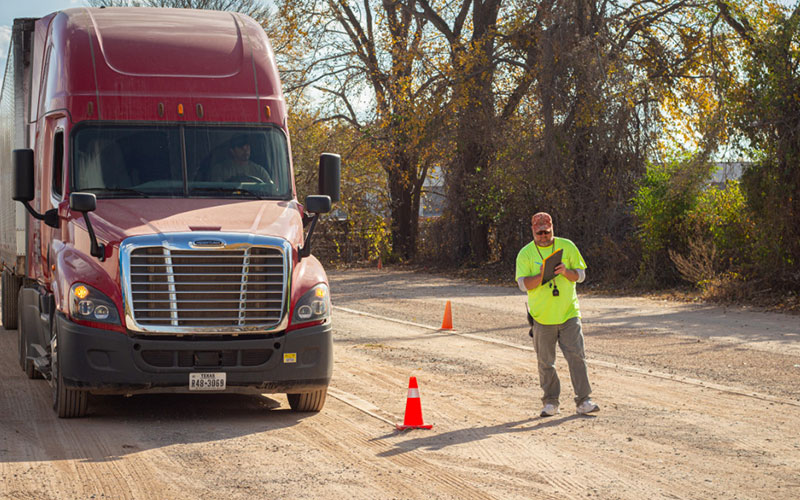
[
  {"xmin": 2, "ymin": 270, "xmax": 21, "ymax": 330},
  {"xmin": 287, "ymin": 387, "xmax": 328, "ymax": 412},
  {"xmin": 17, "ymin": 289, "xmax": 41, "ymax": 379},
  {"xmin": 51, "ymin": 318, "xmax": 88, "ymax": 418}
]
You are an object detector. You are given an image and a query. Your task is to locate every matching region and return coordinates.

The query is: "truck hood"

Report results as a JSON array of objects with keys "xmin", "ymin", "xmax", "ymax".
[{"xmin": 85, "ymin": 198, "xmax": 304, "ymax": 247}]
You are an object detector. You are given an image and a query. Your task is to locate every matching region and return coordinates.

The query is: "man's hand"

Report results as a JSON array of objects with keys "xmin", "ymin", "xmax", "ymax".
[{"xmin": 555, "ymin": 264, "xmax": 579, "ymax": 282}]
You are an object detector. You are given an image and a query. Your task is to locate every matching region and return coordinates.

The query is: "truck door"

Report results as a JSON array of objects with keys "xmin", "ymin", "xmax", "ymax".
[{"xmin": 37, "ymin": 115, "xmax": 67, "ymax": 285}]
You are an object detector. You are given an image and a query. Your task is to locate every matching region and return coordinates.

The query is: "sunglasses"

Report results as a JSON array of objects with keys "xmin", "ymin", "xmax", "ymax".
[{"xmin": 536, "ymin": 230, "xmax": 551, "ymax": 236}]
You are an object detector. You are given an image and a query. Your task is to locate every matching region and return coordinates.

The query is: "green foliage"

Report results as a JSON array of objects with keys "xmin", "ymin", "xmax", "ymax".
[
  {"xmin": 686, "ymin": 181, "xmax": 755, "ymax": 269},
  {"xmin": 726, "ymin": 6, "xmax": 800, "ymax": 279},
  {"xmin": 631, "ymin": 157, "xmax": 714, "ymax": 285}
]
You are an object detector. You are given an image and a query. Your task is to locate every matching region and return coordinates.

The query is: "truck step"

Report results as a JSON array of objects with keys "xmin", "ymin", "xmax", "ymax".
[
  {"xmin": 30, "ymin": 344, "xmax": 51, "ymax": 380},
  {"xmin": 32, "ymin": 356, "xmax": 52, "ymax": 379}
]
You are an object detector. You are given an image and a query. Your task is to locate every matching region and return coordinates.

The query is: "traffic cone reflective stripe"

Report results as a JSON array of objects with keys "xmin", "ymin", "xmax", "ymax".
[
  {"xmin": 440, "ymin": 300, "xmax": 453, "ymax": 330},
  {"xmin": 396, "ymin": 376, "xmax": 433, "ymax": 430}
]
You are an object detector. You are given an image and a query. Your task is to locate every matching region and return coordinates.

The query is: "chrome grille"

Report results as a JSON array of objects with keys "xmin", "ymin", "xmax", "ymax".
[{"xmin": 121, "ymin": 234, "xmax": 291, "ymax": 334}]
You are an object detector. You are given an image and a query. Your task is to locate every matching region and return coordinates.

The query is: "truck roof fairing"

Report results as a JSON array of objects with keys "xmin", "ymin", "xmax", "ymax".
[{"xmin": 38, "ymin": 7, "xmax": 285, "ymax": 125}]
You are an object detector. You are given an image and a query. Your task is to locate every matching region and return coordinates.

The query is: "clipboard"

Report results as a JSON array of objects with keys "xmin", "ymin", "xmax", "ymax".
[{"xmin": 540, "ymin": 249, "xmax": 563, "ymax": 285}]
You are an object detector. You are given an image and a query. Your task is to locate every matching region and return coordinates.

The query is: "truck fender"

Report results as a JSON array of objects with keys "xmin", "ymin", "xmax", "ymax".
[
  {"xmin": 290, "ymin": 254, "xmax": 328, "ymax": 308},
  {"xmin": 54, "ymin": 242, "xmax": 124, "ymax": 329}
]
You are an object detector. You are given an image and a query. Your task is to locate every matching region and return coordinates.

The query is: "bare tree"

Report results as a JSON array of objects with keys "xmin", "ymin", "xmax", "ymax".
[
  {"xmin": 276, "ymin": 0, "xmax": 448, "ymax": 259},
  {"xmin": 408, "ymin": 0, "xmax": 740, "ymax": 270}
]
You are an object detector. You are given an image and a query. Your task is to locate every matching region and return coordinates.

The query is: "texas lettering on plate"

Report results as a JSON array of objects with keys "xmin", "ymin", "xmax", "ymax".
[{"xmin": 189, "ymin": 372, "xmax": 227, "ymax": 391}]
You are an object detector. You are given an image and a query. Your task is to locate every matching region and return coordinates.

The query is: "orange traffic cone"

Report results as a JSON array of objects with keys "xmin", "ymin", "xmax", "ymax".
[
  {"xmin": 440, "ymin": 300, "xmax": 453, "ymax": 330},
  {"xmin": 378, "ymin": 257, "xmax": 382, "ymax": 270},
  {"xmin": 396, "ymin": 376, "xmax": 433, "ymax": 430}
]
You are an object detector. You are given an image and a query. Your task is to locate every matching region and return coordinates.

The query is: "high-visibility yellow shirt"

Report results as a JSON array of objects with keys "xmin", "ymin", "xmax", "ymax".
[{"xmin": 515, "ymin": 237, "xmax": 586, "ymax": 325}]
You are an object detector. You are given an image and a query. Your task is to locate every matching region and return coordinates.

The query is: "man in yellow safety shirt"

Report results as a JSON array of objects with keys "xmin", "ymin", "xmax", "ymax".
[{"xmin": 515, "ymin": 212, "xmax": 599, "ymax": 417}]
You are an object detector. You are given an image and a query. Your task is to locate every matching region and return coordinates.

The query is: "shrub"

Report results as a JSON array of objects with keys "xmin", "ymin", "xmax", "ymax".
[
  {"xmin": 631, "ymin": 157, "xmax": 713, "ymax": 286},
  {"xmin": 685, "ymin": 181, "xmax": 756, "ymax": 270}
]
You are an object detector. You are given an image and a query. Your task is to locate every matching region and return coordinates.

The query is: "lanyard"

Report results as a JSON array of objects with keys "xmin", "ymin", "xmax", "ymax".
[
  {"xmin": 535, "ymin": 241, "xmax": 560, "ymax": 294},
  {"xmin": 534, "ymin": 242, "xmax": 556, "ymax": 262}
]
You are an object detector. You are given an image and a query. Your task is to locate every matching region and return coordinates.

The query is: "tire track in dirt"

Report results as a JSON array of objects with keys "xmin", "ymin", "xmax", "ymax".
[
  {"xmin": 423, "ymin": 453, "xmax": 561, "ymax": 500},
  {"xmin": 1, "ymin": 335, "xmax": 180, "ymax": 499},
  {"xmin": 334, "ymin": 326, "xmax": 580, "ymax": 496},
  {"xmin": 295, "ymin": 400, "xmax": 510, "ymax": 500},
  {"xmin": 352, "ymin": 423, "xmax": 493, "ymax": 498},
  {"xmin": 4, "ymin": 269, "xmax": 800, "ymax": 500},
  {"xmin": 331, "ymin": 309, "xmax": 799, "ymax": 499},
  {"xmin": 335, "ymin": 305, "xmax": 800, "ymax": 408},
  {"xmin": 330, "ymin": 349, "xmax": 599, "ymax": 498},
  {"xmin": 30, "ymin": 420, "xmax": 138, "ymax": 499},
  {"xmin": 77, "ymin": 423, "xmax": 171, "ymax": 500}
]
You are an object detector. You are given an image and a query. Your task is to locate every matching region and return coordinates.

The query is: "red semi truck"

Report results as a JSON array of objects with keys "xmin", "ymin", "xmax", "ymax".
[{"xmin": 0, "ymin": 7, "xmax": 340, "ymax": 417}]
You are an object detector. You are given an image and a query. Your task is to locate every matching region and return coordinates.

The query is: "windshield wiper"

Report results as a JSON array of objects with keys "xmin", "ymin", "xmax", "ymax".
[
  {"xmin": 79, "ymin": 187, "xmax": 153, "ymax": 198},
  {"xmin": 189, "ymin": 186, "xmax": 265, "ymax": 199}
]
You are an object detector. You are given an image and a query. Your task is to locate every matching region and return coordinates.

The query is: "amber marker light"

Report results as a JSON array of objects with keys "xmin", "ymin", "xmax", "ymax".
[
  {"xmin": 265, "ymin": 105, "xmax": 271, "ymax": 118},
  {"xmin": 177, "ymin": 103, "xmax": 184, "ymax": 115},
  {"xmin": 315, "ymin": 287, "xmax": 326, "ymax": 298},
  {"xmin": 74, "ymin": 285, "xmax": 90, "ymax": 300}
]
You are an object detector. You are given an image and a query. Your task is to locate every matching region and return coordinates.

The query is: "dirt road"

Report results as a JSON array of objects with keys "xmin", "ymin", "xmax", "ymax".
[{"xmin": 2, "ymin": 268, "xmax": 799, "ymax": 499}]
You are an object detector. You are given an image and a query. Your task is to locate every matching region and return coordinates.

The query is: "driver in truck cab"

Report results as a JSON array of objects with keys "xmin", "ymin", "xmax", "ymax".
[{"xmin": 206, "ymin": 134, "xmax": 273, "ymax": 183}]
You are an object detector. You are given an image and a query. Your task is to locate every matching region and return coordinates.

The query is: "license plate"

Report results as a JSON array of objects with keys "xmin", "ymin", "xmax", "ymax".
[{"xmin": 189, "ymin": 372, "xmax": 226, "ymax": 391}]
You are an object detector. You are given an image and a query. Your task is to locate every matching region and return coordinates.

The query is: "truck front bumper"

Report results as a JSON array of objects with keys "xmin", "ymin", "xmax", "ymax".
[{"xmin": 56, "ymin": 313, "xmax": 332, "ymax": 395}]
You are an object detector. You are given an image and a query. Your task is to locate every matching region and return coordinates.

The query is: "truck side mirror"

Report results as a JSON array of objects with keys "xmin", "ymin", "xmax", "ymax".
[
  {"xmin": 12, "ymin": 149, "xmax": 35, "ymax": 202},
  {"xmin": 318, "ymin": 153, "xmax": 340, "ymax": 202},
  {"xmin": 305, "ymin": 195, "xmax": 332, "ymax": 214},
  {"xmin": 69, "ymin": 192, "xmax": 104, "ymax": 261},
  {"xmin": 69, "ymin": 192, "xmax": 97, "ymax": 213},
  {"xmin": 298, "ymin": 195, "xmax": 332, "ymax": 260},
  {"xmin": 13, "ymin": 148, "xmax": 59, "ymax": 228}
]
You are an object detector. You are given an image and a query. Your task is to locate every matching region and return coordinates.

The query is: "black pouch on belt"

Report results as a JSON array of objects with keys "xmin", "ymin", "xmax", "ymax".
[{"xmin": 526, "ymin": 307, "xmax": 534, "ymax": 337}]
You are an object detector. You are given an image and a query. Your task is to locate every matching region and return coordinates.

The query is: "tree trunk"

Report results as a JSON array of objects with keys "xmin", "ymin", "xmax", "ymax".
[
  {"xmin": 444, "ymin": 0, "xmax": 501, "ymax": 263},
  {"xmin": 387, "ymin": 155, "xmax": 420, "ymax": 260}
]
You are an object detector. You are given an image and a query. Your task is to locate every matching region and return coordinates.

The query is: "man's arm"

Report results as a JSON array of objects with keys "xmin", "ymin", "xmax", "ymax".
[
  {"xmin": 519, "ymin": 267, "xmax": 585, "ymax": 291},
  {"xmin": 517, "ymin": 273, "xmax": 544, "ymax": 291},
  {"xmin": 241, "ymin": 162, "xmax": 273, "ymax": 183},
  {"xmin": 554, "ymin": 264, "xmax": 586, "ymax": 283}
]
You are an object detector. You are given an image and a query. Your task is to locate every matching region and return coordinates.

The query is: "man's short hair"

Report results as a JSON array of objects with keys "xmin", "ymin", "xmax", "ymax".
[{"xmin": 229, "ymin": 134, "xmax": 249, "ymax": 149}]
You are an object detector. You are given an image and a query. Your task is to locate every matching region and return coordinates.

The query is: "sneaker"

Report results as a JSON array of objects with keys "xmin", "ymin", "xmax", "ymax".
[
  {"xmin": 576, "ymin": 399, "xmax": 600, "ymax": 414},
  {"xmin": 540, "ymin": 403, "xmax": 559, "ymax": 417}
]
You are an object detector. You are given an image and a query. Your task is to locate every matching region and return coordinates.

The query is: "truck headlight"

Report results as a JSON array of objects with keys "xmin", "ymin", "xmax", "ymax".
[
  {"xmin": 292, "ymin": 284, "xmax": 330, "ymax": 323},
  {"xmin": 70, "ymin": 283, "xmax": 120, "ymax": 324}
]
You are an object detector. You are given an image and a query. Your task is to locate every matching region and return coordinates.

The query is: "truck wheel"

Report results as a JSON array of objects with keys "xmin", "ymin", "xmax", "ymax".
[
  {"xmin": 51, "ymin": 319, "xmax": 88, "ymax": 418},
  {"xmin": 287, "ymin": 387, "xmax": 328, "ymax": 412},
  {"xmin": 17, "ymin": 289, "xmax": 40, "ymax": 379},
  {"xmin": 2, "ymin": 270, "xmax": 21, "ymax": 330}
]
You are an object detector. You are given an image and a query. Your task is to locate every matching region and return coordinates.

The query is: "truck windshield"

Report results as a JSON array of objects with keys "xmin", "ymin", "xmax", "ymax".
[{"xmin": 71, "ymin": 125, "xmax": 291, "ymax": 199}]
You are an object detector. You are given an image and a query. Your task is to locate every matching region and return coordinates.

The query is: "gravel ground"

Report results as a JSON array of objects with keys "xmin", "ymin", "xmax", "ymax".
[{"xmin": 2, "ymin": 267, "xmax": 799, "ymax": 499}]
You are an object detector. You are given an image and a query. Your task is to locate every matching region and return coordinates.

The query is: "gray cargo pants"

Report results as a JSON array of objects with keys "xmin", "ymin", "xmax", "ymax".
[{"xmin": 531, "ymin": 316, "xmax": 592, "ymax": 406}]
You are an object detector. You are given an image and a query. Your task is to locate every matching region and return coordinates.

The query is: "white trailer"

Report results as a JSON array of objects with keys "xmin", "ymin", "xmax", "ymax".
[{"xmin": 0, "ymin": 19, "xmax": 36, "ymax": 328}]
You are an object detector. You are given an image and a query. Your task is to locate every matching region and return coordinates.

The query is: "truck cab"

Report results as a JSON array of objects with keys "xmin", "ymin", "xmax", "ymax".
[{"xmin": 1, "ymin": 7, "xmax": 339, "ymax": 417}]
